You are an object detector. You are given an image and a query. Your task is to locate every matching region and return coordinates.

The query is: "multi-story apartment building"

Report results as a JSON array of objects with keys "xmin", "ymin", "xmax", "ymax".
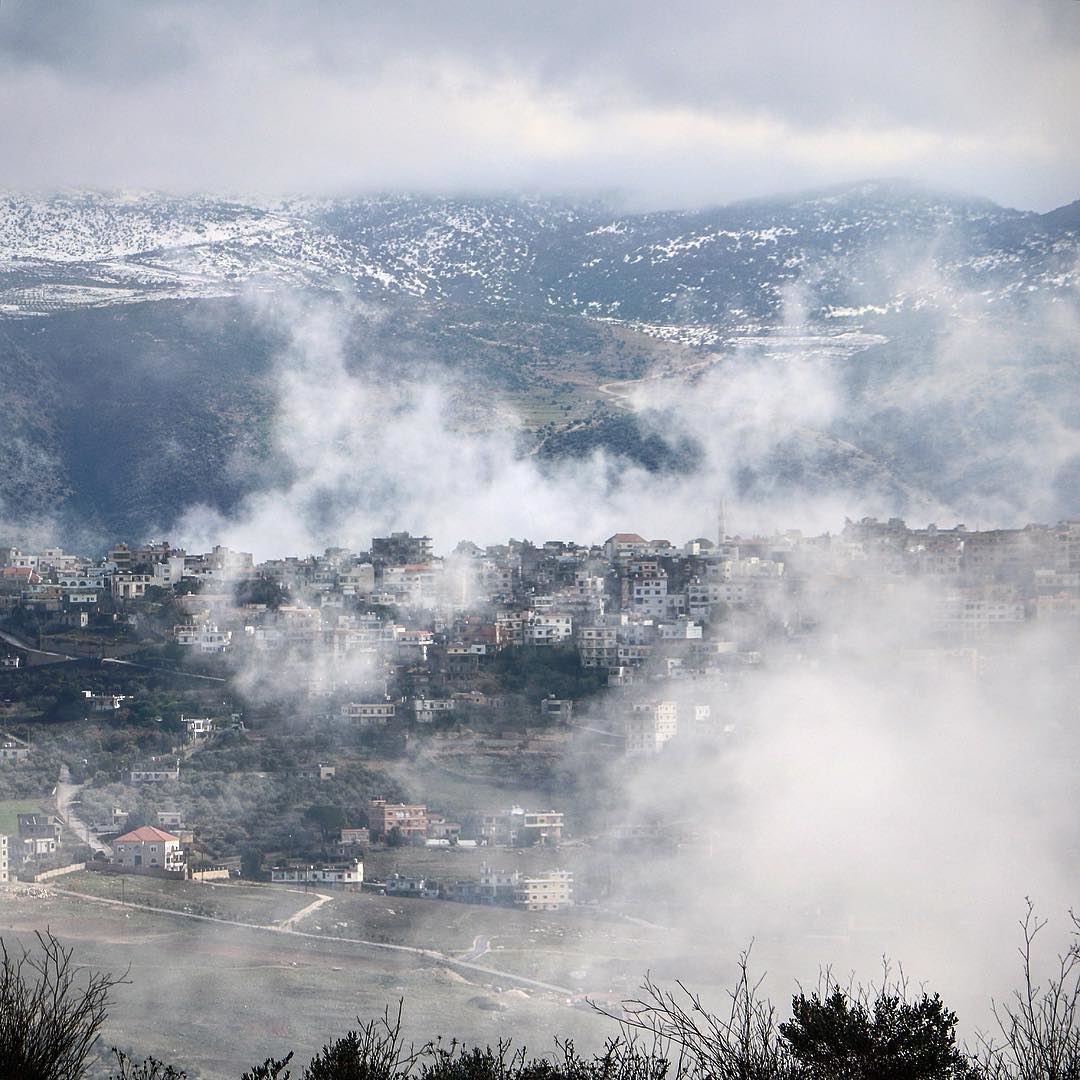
[
  {"xmin": 367, "ymin": 799, "xmax": 428, "ymax": 840},
  {"xmin": 514, "ymin": 870, "xmax": 573, "ymax": 911},
  {"xmin": 625, "ymin": 701, "xmax": 678, "ymax": 754},
  {"xmin": 578, "ymin": 625, "xmax": 618, "ymax": 668},
  {"xmin": 340, "ymin": 702, "xmax": 396, "ymax": 726},
  {"xmin": 480, "ymin": 807, "xmax": 564, "ymax": 846},
  {"xmin": 525, "ymin": 612, "xmax": 573, "ymax": 645},
  {"xmin": 372, "ymin": 532, "xmax": 434, "ymax": 565}
]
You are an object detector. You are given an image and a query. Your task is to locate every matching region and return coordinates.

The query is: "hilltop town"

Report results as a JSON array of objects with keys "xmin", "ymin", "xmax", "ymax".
[{"xmin": 1, "ymin": 516, "xmax": 1076, "ymax": 908}]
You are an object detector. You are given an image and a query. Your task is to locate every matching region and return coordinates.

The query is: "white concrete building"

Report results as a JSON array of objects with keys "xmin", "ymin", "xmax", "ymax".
[
  {"xmin": 525, "ymin": 612, "xmax": 573, "ymax": 645},
  {"xmin": 625, "ymin": 701, "xmax": 678, "ymax": 755},
  {"xmin": 341, "ymin": 702, "xmax": 396, "ymax": 726},
  {"xmin": 270, "ymin": 859, "xmax": 363, "ymax": 886}
]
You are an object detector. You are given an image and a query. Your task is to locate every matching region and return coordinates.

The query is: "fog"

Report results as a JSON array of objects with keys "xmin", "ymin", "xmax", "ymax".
[{"xmin": 145, "ymin": 261, "xmax": 1080, "ymax": 1061}]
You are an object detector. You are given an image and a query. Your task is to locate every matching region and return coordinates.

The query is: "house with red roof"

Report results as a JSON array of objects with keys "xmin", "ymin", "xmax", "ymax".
[
  {"xmin": 112, "ymin": 825, "xmax": 186, "ymax": 874},
  {"xmin": 603, "ymin": 533, "xmax": 648, "ymax": 560}
]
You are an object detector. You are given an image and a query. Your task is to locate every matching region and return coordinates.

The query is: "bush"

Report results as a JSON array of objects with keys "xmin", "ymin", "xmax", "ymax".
[
  {"xmin": 780, "ymin": 977, "xmax": 975, "ymax": 1079},
  {"xmin": 109, "ymin": 1050, "xmax": 189, "ymax": 1079},
  {"xmin": 0, "ymin": 930, "xmax": 125, "ymax": 1080},
  {"xmin": 303, "ymin": 1004, "xmax": 427, "ymax": 1080},
  {"xmin": 5, "ymin": 905, "xmax": 1080, "ymax": 1080},
  {"xmin": 975, "ymin": 902, "xmax": 1080, "ymax": 1080}
]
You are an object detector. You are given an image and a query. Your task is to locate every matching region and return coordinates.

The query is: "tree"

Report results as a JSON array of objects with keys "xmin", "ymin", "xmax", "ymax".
[
  {"xmin": 976, "ymin": 901, "xmax": 1080, "ymax": 1080},
  {"xmin": 779, "ymin": 973, "xmax": 975, "ymax": 1080},
  {"xmin": 0, "ymin": 930, "xmax": 127, "ymax": 1080},
  {"xmin": 304, "ymin": 804, "xmax": 347, "ymax": 844},
  {"xmin": 304, "ymin": 1003, "xmax": 426, "ymax": 1080},
  {"xmin": 595, "ymin": 954, "xmax": 800, "ymax": 1080}
]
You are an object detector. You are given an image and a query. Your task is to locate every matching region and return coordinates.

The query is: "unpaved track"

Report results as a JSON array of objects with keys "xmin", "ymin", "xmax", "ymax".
[
  {"xmin": 278, "ymin": 891, "xmax": 332, "ymax": 929},
  {"xmin": 51, "ymin": 886, "xmax": 574, "ymax": 996}
]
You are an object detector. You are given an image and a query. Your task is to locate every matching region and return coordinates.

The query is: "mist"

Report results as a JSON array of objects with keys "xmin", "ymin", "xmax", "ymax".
[
  {"xmin": 148, "ymin": 262, "xmax": 1080, "ymax": 1052},
  {"xmin": 1, "ymin": 0, "xmax": 1078, "ymax": 1063}
]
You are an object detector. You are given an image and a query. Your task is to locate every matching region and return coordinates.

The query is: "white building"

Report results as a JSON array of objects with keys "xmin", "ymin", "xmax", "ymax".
[
  {"xmin": 341, "ymin": 702, "xmax": 395, "ymax": 726},
  {"xmin": 270, "ymin": 859, "xmax": 363, "ymax": 886},
  {"xmin": 525, "ymin": 612, "xmax": 573, "ymax": 645},
  {"xmin": 181, "ymin": 715, "xmax": 215, "ymax": 739},
  {"xmin": 0, "ymin": 834, "xmax": 8, "ymax": 884},
  {"xmin": 130, "ymin": 759, "xmax": 180, "ymax": 783},
  {"xmin": 413, "ymin": 698, "xmax": 456, "ymax": 720},
  {"xmin": 629, "ymin": 573, "xmax": 670, "ymax": 618},
  {"xmin": 110, "ymin": 573, "xmax": 153, "ymax": 600},
  {"xmin": 174, "ymin": 623, "xmax": 232, "ymax": 652},
  {"xmin": 625, "ymin": 701, "xmax": 678, "ymax": 754}
]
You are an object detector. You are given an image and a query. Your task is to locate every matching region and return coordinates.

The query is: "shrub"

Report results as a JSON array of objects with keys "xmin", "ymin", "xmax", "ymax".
[
  {"xmin": 0, "ymin": 930, "xmax": 125, "ymax": 1080},
  {"xmin": 780, "ymin": 976, "xmax": 975, "ymax": 1079}
]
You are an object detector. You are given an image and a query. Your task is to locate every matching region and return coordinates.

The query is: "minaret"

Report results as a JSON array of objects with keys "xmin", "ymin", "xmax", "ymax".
[{"xmin": 717, "ymin": 498, "xmax": 726, "ymax": 548}]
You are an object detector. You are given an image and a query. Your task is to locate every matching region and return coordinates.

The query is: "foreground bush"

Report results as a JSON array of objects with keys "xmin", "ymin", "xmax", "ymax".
[
  {"xmin": 0, "ymin": 930, "xmax": 124, "ymax": 1080},
  {"xmin": 2, "ymin": 903, "xmax": 1079, "ymax": 1079}
]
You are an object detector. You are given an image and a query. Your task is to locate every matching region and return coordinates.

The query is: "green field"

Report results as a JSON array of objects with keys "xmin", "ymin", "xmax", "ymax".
[{"xmin": 0, "ymin": 798, "xmax": 43, "ymax": 836}]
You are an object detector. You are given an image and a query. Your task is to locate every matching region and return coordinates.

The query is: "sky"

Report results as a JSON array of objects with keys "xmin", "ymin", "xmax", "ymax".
[{"xmin": 1, "ymin": 0, "xmax": 1078, "ymax": 211}]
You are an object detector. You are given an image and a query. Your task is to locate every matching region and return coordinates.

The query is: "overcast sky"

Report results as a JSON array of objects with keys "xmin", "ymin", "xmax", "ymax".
[{"xmin": 1, "ymin": 0, "xmax": 1078, "ymax": 211}]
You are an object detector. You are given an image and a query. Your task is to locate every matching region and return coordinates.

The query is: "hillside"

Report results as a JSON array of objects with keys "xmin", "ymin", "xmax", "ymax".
[{"xmin": 0, "ymin": 182, "xmax": 1078, "ymax": 546}]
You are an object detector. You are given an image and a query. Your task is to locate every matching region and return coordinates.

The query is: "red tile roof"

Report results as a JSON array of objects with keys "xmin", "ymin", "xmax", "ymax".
[{"xmin": 114, "ymin": 825, "xmax": 179, "ymax": 843}]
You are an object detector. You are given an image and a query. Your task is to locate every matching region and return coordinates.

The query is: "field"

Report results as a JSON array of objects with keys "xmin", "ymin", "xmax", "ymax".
[
  {"xmin": 49, "ymin": 868, "xmax": 672, "ymax": 994},
  {"xmin": 0, "ymin": 881, "xmax": 642, "ymax": 1080},
  {"xmin": 0, "ymin": 797, "xmax": 43, "ymax": 835}
]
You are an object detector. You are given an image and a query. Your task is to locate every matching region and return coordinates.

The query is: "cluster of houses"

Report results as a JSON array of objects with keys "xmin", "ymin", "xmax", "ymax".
[
  {"xmin": 0, "ymin": 812, "xmax": 63, "ymax": 882},
  {"xmin": 352, "ymin": 799, "xmax": 564, "ymax": 848},
  {"xmin": 266, "ymin": 858, "xmax": 573, "ymax": 911},
  {"xmin": 73, "ymin": 797, "xmax": 565, "ymax": 891},
  {"xmin": 382, "ymin": 865, "xmax": 574, "ymax": 911},
  {"xmin": 3, "ymin": 519, "xmax": 1078, "ymax": 765},
  {"xmin": 3, "ymin": 521, "xmax": 1077, "ymax": 681},
  {"xmin": 268, "ymin": 800, "xmax": 571, "ymax": 910}
]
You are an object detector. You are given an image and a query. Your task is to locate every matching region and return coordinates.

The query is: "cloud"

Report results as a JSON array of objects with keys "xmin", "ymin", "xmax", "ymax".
[
  {"xmin": 1, "ymin": 1, "xmax": 1077, "ymax": 209},
  {"xmin": 171, "ymin": 286, "xmax": 926, "ymax": 560}
]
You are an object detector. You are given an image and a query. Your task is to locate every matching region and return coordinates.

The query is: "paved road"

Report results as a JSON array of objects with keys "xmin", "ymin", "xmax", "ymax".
[
  {"xmin": 55, "ymin": 766, "xmax": 112, "ymax": 857},
  {"xmin": 102, "ymin": 657, "xmax": 227, "ymax": 683},
  {"xmin": 0, "ymin": 628, "xmax": 79, "ymax": 663},
  {"xmin": 459, "ymin": 934, "xmax": 491, "ymax": 962}
]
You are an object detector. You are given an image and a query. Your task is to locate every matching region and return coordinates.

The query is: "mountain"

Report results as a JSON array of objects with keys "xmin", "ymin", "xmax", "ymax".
[
  {"xmin": 3, "ymin": 182, "xmax": 1076, "ymax": 325},
  {"xmin": 0, "ymin": 182, "xmax": 1078, "ymax": 546}
]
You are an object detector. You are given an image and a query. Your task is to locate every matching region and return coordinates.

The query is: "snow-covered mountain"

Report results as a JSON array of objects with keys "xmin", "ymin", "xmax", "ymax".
[
  {"xmin": 1, "ymin": 183, "xmax": 1076, "ymax": 331},
  {"xmin": 0, "ymin": 181, "xmax": 1078, "ymax": 547}
]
